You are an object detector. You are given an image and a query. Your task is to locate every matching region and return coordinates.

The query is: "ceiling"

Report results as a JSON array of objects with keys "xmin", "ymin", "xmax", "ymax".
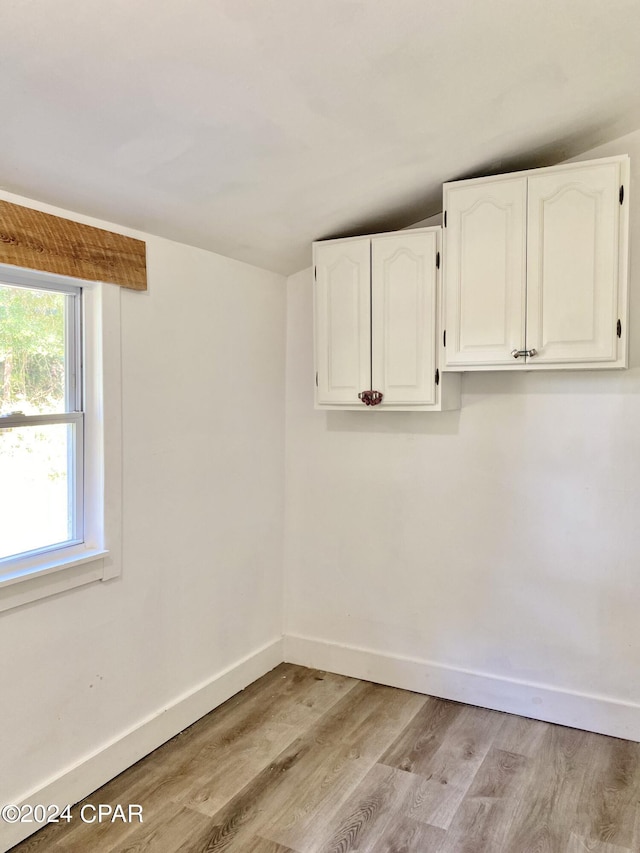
[{"xmin": 2, "ymin": 0, "xmax": 640, "ymax": 275}]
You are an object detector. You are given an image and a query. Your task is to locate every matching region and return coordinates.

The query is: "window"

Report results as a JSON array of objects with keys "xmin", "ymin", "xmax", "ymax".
[
  {"xmin": 0, "ymin": 264, "xmax": 122, "ymax": 611},
  {"xmin": 0, "ymin": 275, "xmax": 83, "ymax": 560}
]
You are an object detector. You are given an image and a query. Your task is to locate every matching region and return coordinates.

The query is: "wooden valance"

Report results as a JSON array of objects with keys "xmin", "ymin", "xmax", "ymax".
[{"xmin": 0, "ymin": 200, "xmax": 147, "ymax": 291}]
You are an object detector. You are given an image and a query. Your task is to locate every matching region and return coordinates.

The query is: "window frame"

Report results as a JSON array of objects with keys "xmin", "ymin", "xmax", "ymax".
[{"xmin": 0, "ymin": 263, "xmax": 123, "ymax": 612}]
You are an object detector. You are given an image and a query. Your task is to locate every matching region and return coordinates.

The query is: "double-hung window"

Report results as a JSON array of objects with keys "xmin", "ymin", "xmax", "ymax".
[
  {"xmin": 0, "ymin": 274, "xmax": 83, "ymax": 560},
  {"xmin": 0, "ymin": 263, "xmax": 122, "ymax": 611}
]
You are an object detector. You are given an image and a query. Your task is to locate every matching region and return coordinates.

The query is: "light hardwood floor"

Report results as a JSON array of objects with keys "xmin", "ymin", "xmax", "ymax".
[{"xmin": 10, "ymin": 663, "xmax": 640, "ymax": 852}]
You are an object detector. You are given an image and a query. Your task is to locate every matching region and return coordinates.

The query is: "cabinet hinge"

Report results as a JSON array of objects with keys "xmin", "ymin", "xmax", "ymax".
[
  {"xmin": 443, "ymin": 329, "xmax": 446, "ymax": 347},
  {"xmin": 435, "ymin": 368, "xmax": 440, "ymax": 386},
  {"xmin": 436, "ymin": 251, "xmax": 440, "ymax": 269},
  {"xmin": 617, "ymin": 319, "xmax": 622, "ymax": 338},
  {"xmin": 620, "ymin": 185, "xmax": 624, "ymax": 205},
  {"xmin": 314, "ymin": 266, "xmax": 317, "ymax": 281},
  {"xmin": 315, "ymin": 371, "xmax": 318, "ymax": 387},
  {"xmin": 444, "ymin": 211, "xmax": 447, "ymax": 227}
]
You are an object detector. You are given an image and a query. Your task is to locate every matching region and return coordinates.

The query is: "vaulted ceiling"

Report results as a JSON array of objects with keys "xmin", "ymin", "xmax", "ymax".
[{"xmin": 2, "ymin": 0, "xmax": 640, "ymax": 275}]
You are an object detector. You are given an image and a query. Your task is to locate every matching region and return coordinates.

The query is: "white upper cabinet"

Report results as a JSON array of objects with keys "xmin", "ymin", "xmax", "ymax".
[
  {"xmin": 443, "ymin": 155, "xmax": 629, "ymax": 370},
  {"xmin": 314, "ymin": 228, "xmax": 459, "ymax": 411}
]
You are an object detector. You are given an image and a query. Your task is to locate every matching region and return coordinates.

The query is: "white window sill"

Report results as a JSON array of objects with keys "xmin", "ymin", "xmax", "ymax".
[{"xmin": 0, "ymin": 549, "xmax": 110, "ymax": 613}]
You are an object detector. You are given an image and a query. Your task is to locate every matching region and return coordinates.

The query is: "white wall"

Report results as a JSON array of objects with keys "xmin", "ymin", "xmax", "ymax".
[
  {"xmin": 0, "ymin": 194, "xmax": 286, "ymax": 844},
  {"xmin": 284, "ymin": 129, "xmax": 640, "ymax": 739}
]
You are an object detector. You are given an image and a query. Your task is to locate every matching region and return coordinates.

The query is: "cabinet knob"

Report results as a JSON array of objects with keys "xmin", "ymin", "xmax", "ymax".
[
  {"xmin": 511, "ymin": 348, "xmax": 538, "ymax": 359},
  {"xmin": 358, "ymin": 390, "xmax": 384, "ymax": 406}
]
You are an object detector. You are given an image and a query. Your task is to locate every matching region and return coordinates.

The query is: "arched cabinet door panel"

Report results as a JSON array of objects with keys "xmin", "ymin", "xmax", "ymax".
[
  {"xmin": 527, "ymin": 162, "xmax": 621, "ymax": 364},
  {"xmin": 372, "ymin": 231, "xmax": 437, "ymax": 405},
  {"xmin": 314, "ymin": 238, "xmax": 370, "ymax": 405},
  {"xmin": 444, "ymin": 178, "xmax": 527, "ymax": 367}
]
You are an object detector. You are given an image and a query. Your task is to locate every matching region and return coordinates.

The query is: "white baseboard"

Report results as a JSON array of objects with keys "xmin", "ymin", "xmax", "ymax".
[
  {"xmin": 284, "ymin": 633, "xmax": 640, "ymax": 743},
  {"xmin": 2, "ymin": 638, "xmax": 283, "ymax": 853}
]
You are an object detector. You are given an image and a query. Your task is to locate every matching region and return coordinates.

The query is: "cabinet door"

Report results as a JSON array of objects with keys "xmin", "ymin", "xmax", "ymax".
[
  {"xmin": 526, "ymin": 163, "xmax": 621, "ymax": 364},
  {"xmin": 371, "ymin": 231, "xmax": 437, "ymax": 406},
  {"xmin": 314, "ymin": 239, "xmax": 370, "ymax": 405},
  {"xmin": 444, "ymin": 178, "xmax": 527, "ymax": 366}
]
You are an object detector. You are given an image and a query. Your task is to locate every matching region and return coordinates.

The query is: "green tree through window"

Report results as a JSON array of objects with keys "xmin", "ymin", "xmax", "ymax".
[{"xmin": 0, "ymin": 286, "xmax": 66, "ymax": 414}]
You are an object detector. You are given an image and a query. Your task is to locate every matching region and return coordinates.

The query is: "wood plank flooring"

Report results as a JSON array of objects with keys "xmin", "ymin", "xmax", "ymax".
[{"xmin": 9, "ymin": 664, "xmax": 640, "ymax": 853}]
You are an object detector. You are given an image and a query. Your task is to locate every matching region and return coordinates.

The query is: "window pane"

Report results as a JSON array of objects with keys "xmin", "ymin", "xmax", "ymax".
[
  {"xmin": 0, "ymin": 284, "xmax": 74, "ymax": 416},
  {"xmin": 0, "ymin": 423, "xmax": 77, "ymax": 560}
]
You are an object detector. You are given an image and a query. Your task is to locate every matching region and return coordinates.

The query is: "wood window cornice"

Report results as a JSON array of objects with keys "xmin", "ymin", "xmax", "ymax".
[{"xmin": 0, "ymin": 199, "xmax": 147, "ymax": 291}]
